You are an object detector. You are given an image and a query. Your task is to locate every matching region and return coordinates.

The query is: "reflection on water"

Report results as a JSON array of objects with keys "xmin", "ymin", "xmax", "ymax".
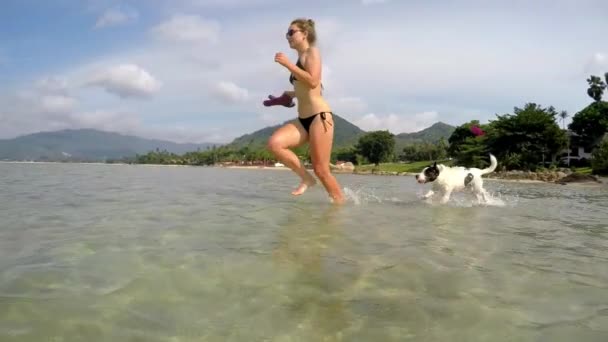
[{"xmin": 0, "ymin": 163, "xmax": 607, "ymax": 341}]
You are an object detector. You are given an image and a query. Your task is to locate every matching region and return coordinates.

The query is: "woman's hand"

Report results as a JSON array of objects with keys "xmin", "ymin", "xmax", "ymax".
[{"xmin": 274, "ymin": 52, "xmax": 291, "ymax": 67}]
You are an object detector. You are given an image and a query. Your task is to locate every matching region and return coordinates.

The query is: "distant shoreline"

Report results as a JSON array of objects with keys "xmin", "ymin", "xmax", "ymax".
[
  {"xmin": 217, "ymin": 165, "xmax": 560, "ymax": 184},
  {"xmin": 2, "ymin": 161, "xmax": 603, "ymax": 185}
]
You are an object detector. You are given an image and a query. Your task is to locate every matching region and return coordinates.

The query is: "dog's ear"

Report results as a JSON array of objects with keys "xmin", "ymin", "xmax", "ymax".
[{"xmin": 433, "ymin": 161, "xmax": 437, "ymax": 167}]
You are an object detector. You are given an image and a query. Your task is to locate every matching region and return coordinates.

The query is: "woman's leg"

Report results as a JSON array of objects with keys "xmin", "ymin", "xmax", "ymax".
[
  {"xmin": 308, "ymin": 113, "xmax": 345, "ymax": 204},
  {"xmin": 267, "ymin": 120, "xmax": 316, "ymax": 195}
]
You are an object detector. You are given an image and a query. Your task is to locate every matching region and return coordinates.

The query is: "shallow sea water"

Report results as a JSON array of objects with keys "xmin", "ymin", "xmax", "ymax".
[{"xmin": 1, "ymin": 163, "xmax": 607, "ymax": 341}]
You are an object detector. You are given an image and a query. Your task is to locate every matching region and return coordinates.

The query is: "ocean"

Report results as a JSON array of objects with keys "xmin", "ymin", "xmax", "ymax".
[{"xmin": 1, "ymin": 162, "xmax": 607, "ymax": 341}]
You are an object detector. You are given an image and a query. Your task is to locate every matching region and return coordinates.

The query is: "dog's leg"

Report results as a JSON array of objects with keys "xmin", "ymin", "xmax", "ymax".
[
  {"xmin": 480, "ymin": 189, "xmax": 490, "ymax": 203},
  {"xmin": 473, "ymin": 182, "xmax": 489, "ymax": 205},
  {"xmin": 439, "ymin": 189, "xmax": 452, "ymax": 204},
  {"xmin": 422, "ymin": 190, "xmax": 435, "ymax": 199},
  {"xmin": 474, "ymin": 191, "xmax": 485, "ymax": 204}
]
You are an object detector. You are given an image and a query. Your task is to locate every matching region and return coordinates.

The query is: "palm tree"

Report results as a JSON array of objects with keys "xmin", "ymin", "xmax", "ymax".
[
  {"xmin": 559, "ymin": 110, "xmax": 570, "ymax": 167},
  {"xmin": 559, "ymin": 110, "xmax": 568, "ymax": 130},
  {"xmin": 587, "ymin": 75, "xmax": 606, "ymax": 102}
]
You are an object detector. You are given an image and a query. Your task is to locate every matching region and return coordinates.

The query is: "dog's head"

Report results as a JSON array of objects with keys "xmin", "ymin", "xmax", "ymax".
[{"xmin": 415, "ymin": 162, "xmax": 441, "ymax": 184}]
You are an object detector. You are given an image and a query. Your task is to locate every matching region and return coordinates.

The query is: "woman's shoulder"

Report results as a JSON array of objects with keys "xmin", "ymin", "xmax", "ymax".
[
  {"xmin": 306, "ymin": 46, "xmax": 320, "ymax": 55},
  {"xmin": 302, "ymin": 46, "xmax": 321, "ymax": 62}
]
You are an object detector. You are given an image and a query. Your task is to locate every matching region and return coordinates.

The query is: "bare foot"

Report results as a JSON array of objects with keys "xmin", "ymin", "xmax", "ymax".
[
  {"xmin": 291, "ymin": 176, "xmax": 316, "ymax": 196},
  {"xmin": 330, "ymin": 195, "xmax": 346, "ymax": 204}
]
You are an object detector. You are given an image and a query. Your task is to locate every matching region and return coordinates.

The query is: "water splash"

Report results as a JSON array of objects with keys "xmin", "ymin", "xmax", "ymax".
[
  {"xmin": 413, "ymin": 185, "xmax": 521, "ymax": 208},
  {"xmin": 343, "ymin": 187, "xmax": 386, "ymax": 205},
  {"xmin": 342, "ymin": 185, "xmax": 520, "ymax": 208}
]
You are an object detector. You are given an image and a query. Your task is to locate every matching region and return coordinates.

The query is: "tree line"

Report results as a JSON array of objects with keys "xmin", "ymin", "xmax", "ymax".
[{"xmin": 131, "ymin": 72, "xmax": 608, "ymax": 175}]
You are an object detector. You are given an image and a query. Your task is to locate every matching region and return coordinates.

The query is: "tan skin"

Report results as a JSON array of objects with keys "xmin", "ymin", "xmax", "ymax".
[{"xmin": 267, "ymin": 22, "xmax": 345, "ymax": 204}]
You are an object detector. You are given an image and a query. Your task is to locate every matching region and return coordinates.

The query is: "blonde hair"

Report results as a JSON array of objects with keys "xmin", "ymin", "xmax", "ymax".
[{"xmin": 290, "ymin": 18, "xmax": 317, "ymax": 44}]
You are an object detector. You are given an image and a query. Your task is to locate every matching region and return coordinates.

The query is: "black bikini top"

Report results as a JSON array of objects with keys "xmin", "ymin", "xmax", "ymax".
[
  {"xmin": 289, "ymin": 59, "xmax": 305, "ymax": 85},
  {"xmin": 289, "ymin": 58, "xmax": 324, "ymax": 91}
]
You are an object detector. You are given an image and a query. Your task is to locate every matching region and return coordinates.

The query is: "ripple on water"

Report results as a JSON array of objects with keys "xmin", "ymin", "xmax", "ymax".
[{"xmin": 0, "ymin": 164, "xmax": 607, "ymax": 341}]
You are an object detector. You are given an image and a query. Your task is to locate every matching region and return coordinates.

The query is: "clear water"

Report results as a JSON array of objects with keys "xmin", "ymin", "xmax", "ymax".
[{"xmin": 1, "ymin": 163, "xmax": 607, "ymax": 341}]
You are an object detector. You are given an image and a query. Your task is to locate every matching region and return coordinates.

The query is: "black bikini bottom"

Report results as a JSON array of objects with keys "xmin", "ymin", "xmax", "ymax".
[{"xmin": 298, "ymin": 111, "xmax": 333, "ymax": 134}]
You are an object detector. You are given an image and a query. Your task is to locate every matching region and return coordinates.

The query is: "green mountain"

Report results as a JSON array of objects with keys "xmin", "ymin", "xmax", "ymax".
[
  {"xmin": 395, "ymin": 121, "xmax": 456, "ymax": 144},
  {"xmin": 228, "ymin": 113, "xmax": 366, "ymax": 149},
  {"xmin": 0, "ymin": 129, "xmax": 214, "ymax": 162},
  {"xmin": 0, "ymin": 119, "xmax": 455, "ymax": 162},
  {"xmin": 393, "ymin": 121, "xmax": 455, "ymax": 152},
  {"xmin": 228, "ymin": 116, "xmax": 455, "ymax": 154}
]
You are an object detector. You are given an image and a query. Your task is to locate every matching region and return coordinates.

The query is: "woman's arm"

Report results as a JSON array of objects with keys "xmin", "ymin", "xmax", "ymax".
[
  {"xmin": 283, "ymin": 90, "xmax": 295, "ymax": 97},
  {"xmin": 284, "ymin": 48, "xmax": 321, "ymax": 89}
]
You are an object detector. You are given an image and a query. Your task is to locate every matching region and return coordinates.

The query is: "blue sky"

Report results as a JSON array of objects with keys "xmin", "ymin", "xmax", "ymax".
[{"xmin": 1, "ymin": 0, "xmax": 607, "ymax": 143}]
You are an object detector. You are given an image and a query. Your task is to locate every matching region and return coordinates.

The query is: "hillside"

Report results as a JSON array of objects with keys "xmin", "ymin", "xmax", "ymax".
[
  {"xmin": 394, "ymin": 121, "xmax": 455, "ymax": 144},
  {"xmin": 393, "ymin": 122, "xmax": 455, "ymax": 152},
  {"xmin": 228, "ymin": 114, "xmax": 366, "ymax": 149},
  {"xmin": 0, "ymin": 129, "xmax": 214, "ymax": 162},
  {"xmin": 228, "ymin": 117, "xmax": 454, "ymax": 154},
  {"xmin": 0, "ymin": 119, "xmax": 455, "ymax": 162}
]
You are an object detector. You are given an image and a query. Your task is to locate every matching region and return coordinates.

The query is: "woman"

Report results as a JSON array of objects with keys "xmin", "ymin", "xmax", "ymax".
[{"xmin": 267, "ymin": 18, "xmax": 345, "ymax": 204}]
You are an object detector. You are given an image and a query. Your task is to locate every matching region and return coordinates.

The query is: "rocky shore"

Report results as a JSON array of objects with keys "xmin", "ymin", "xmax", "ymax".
[
  {"xmin": 336, "ymin": 163, "xmax": 603, "ymax": 184},
  {"xmin": 485, "ymin": 169, "xmax": 602, "ymax": 184},
  {"xmin": 227, "ymin": 162, "xmax": 603, "ymax": 185},
  {"xmin": 485, "ymin": 169, "xmax": 570, "ymax": 182}
]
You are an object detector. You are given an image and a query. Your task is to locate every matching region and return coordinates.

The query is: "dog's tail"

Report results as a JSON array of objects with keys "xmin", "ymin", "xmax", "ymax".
[{"xmin": 480, "ymin": 153, "xmax": 498, "ymax": 175}]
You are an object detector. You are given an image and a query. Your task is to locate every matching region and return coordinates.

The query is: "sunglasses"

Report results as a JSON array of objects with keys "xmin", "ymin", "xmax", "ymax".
[{"xmin": 286, "ymin": 29, "xmax": 302, "ymax": 38}]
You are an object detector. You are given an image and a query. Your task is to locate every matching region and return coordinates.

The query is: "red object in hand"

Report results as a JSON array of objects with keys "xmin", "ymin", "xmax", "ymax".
[
  {"xmin": 470, "ymin": 125, "xmax": 485, "ymax": 136},
  {"xmin": 263, "ymin": 93, "xmax": 295, "ymax": 107}
]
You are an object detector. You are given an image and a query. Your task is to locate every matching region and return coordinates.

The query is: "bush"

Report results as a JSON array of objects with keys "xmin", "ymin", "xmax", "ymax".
[{"xmin": 591, "ymin": 137, "xmax": 608, "ymax": 175}]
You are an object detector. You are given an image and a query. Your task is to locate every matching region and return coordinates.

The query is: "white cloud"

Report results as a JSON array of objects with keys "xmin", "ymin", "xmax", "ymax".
[
  {"xmin": 41, "ymin": 95, "xmax": 77, "ymax": 113},
  {"xmin": 10, "ymin": 78, "xmax": 78, "ymax": 116},
  {"xmin": 0, "ymin": 86, "xmax": 226, "ymax": 142},
  {"xmin": 211, "ymin": 81, "xmax": 249, "ymax": 104},
  {"xmin": 584, "ymin": 52, "xmax": 608, "ymax": 75},
  {"xmin": 66, "ymin": 110, "xmax": 138, "ymax": 137},
  {"xmin": 151, "ymin": 14, "xmax": 220, "ymax": 44},
  {"xmin": 331, "ymin": 96, "xmax": 368, "ymax": 115},
  {"xmin": 35, "ymin": 76, "xmax": 69, "ymax": 95},
  {"xmin": 135, "ymin": 124, "xmax": 226, "ymax": 144},
  {"xmin": 87, "ymin": 64, "xmax": 162, "ymax": 99},
  {"xmin": 257, "ymin": 109, "xmax": 294, "ymax": 126},
  {"xmin": 3, "ymin": 1, "xmax": 608, "ymax": 144},
  {"xmin": 94, "ymin": 6, "xmax": 139, "ymax": 28},
  {"xmin": 71, "ymin": 109, "xmax": 141, "ymax": 132},
  {"xmin": 353, "ymin": 111, "xmax": 439, "ymax": 134}
]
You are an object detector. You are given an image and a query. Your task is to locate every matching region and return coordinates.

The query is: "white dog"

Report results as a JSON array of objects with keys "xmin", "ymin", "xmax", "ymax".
[{"xmin": 415, "ymin": 154, "xmax": 498, "ymax": 204}]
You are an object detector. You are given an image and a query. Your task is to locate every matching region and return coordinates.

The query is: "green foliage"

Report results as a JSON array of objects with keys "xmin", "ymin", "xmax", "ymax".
[
  {"xmin": 354, "ymin": 130, "xmax": 396, "ymax": 165},
  {"xmin": 591, "ymin": 135, "xmax": 608, "ymax": 175},
  {"xmin": 587, "ymin": 75, "xmax": 606, "ymax": 102},
  {"xmin": 559, "ymin": 110, "xmax": 569, "ymax": 130},
  {"xmin": 400, "ymin": 137, "xmax": 448, "ymax": 162},
  {"xmin": 447, "ymin": 120, "xmax": 487, "ymax": 155},
  {"xmin": 485, "ymin": 103, "xmax": 567, "ymax": 171},
  {"xmin": 355, "ymin": 159, "xmax": 453, "ymax": 173},
  {"xmin": 135, "ymin": 149, "xmax": 184, "ymax": 165},
  {"xmin": 569, "ymin": 73, "xmax": 608, "ymax": 150},
  {"xmin": 454, "ymin": 136, "xmax": 491, "ymax": 169},
  {"xmin": 501, "ymin": 152, "xmax": 524, "ymax": 170},
  {"xmin": 135, "ymin": 145, "xmax": 275, "ymax": 166},
  {"xmin": 568, "ymin": 101, "xmax": 608, "ymax": 148},
  {"xmin": 331, "ymin": 146, "xmax": 358, "ymax": 164},
  {"xmin": 446, "ymin": 104, "xmax": 567, "ymax": 171},
  {"xmin": 446, "ymin": 120, "xmax": 492, "ymax": 168}
]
